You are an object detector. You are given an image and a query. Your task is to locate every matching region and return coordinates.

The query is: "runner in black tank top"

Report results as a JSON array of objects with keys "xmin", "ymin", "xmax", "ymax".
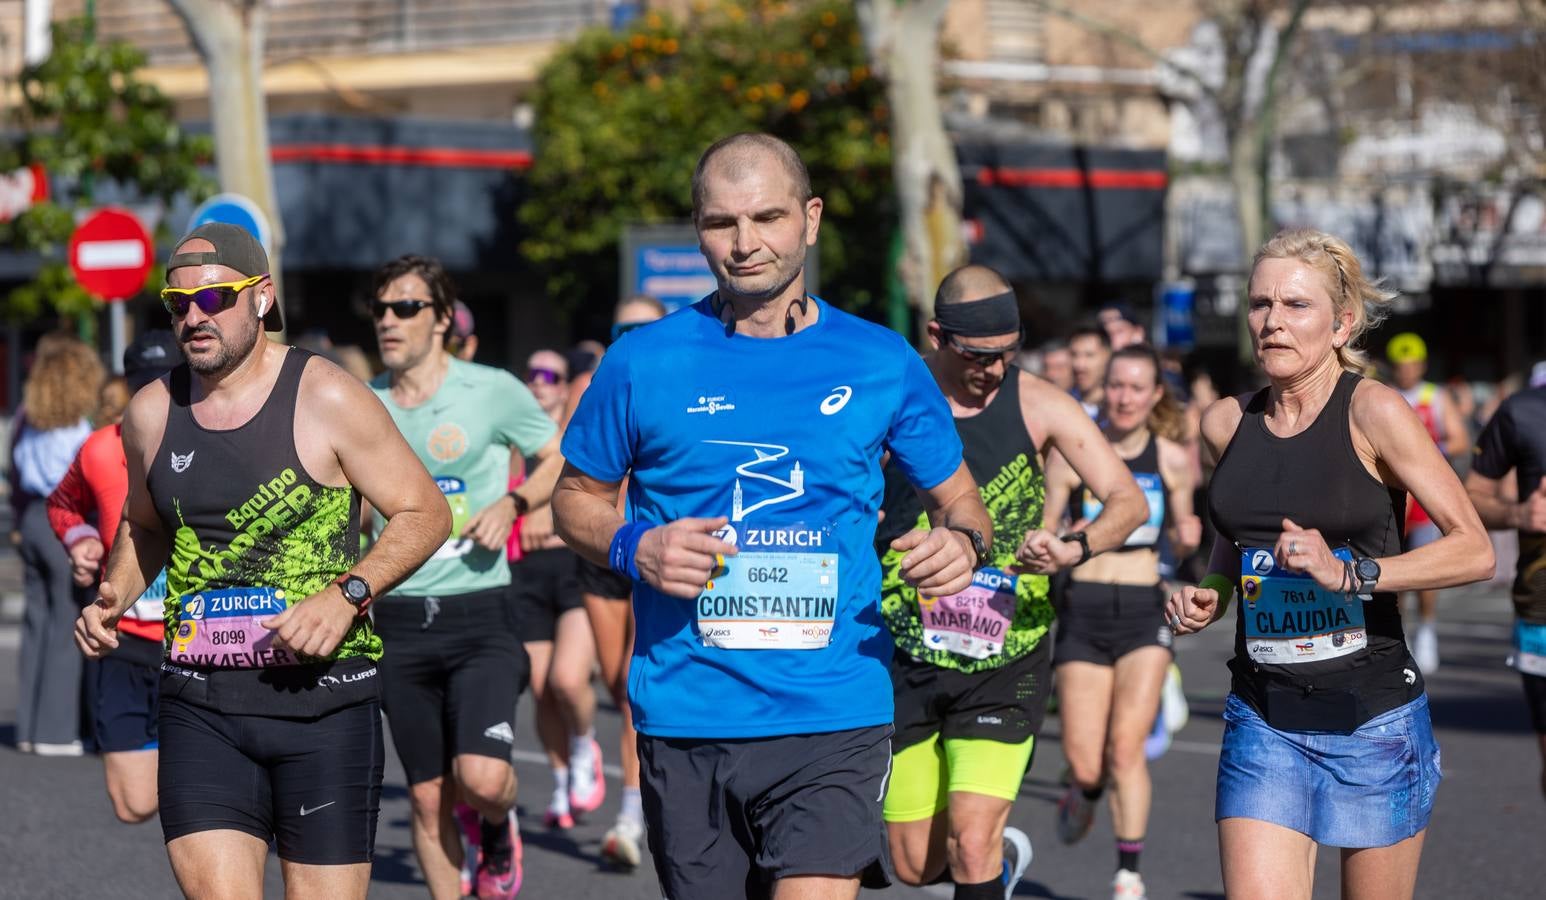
[
  {"xmin": 75, "ymin": 223, "xmax": 449, "ymax": 897},
  {"xmin": 1040, "ymin": 344, "xmax": 1201, "ymax": 898},
  {"xmin": 1165, "ymin": 230, "xmax": 1492, "ymax": 894},
  {"xmin": 876, "ymin": 264, "xmax": 1150, "ymax": 897}
]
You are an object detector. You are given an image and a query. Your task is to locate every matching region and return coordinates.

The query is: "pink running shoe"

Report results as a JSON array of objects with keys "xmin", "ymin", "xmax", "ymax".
[
  {"xmin": 568, "ymin": 737, "xmax": 606, "ymax": 815},
  {"xmin": 475, "ymin": 810, "xmax": 523, "ymax": 899},
  {"xmin": 544, "ymin": 805, "xmax": 575, "ymax": 830}
]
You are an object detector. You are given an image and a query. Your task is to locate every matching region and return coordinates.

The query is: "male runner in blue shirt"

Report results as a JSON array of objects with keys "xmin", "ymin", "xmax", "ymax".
[{"xmin": 554, "ymin": 133, "xmax": 990, "ymax": 900}]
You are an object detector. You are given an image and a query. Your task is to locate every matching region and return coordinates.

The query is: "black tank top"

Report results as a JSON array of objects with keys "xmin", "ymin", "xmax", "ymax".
[
  {"xmin": 877, "ymin": 369, "xmax": 1054, "ymax": 671},
  {"xmin": 1209, "ymin": 371, "xmax": 1418, "ymax": 717},
  {"xmin": 148, "ymin": 348, "xmax": 379, "ymax": 716},
  {"xmin": 1070, "ymin": 433, "xmax": 1168, "ymax": 554}
]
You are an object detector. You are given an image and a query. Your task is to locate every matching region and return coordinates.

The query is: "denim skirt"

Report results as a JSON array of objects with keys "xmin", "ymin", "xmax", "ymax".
[{"xmin": 1215, "ymin": 692, "xmax": 1441, "ymax": 847}]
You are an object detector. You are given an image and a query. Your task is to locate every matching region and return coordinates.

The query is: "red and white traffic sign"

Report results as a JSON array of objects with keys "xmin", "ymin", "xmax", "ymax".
[{"xmin": 68, "ymin": 207, "xmax": 153, "ymax": 300}]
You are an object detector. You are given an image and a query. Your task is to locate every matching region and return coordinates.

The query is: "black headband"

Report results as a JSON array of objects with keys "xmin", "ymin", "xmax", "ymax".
[{"xmin": 934, "ymin": 291, "xmax": 1021, "ymax": 337}]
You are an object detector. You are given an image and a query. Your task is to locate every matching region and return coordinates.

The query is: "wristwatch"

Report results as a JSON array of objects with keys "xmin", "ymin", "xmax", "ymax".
[
  {"xmin": 1352, "ymin": 556, "xmax": 1381, "ymax": 594},
  {"xmin": 507, "ymin": 490, "xmax": 530, "ymax": 517},
  {"xmin": 1061, "ymin": 531, "xmax": 1092, "ymax": 566},
  {"xmin": 335, "ymin": 573, "xmax": 374, "ymax": 616},
  {"xmin": 948, "ymin": 526, "xmax": 990, "ymax": 570}
]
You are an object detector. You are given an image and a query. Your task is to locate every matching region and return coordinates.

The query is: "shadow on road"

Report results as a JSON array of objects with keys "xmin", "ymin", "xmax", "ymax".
[{"xmin": 1015, "ymin": 879, "xmax": 1082, "ymax": 899}]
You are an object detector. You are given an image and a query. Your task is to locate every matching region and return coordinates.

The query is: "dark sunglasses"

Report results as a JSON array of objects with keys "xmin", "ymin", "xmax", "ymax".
[
  {"xmin": 371, "ymin": 299, "xmax": 434, "ymax": 320},
  {"xmin": 160, "ymin": 274, "xmax": 267, "ymax": 318},
  {"xmin": 945, "ymin": 332, "xmax": 1020, "ymax": 367},
  {"xmin": 527, "ymin": 368, "xmax": 563, "ymax": 385},
  {"xmin": 610, "ymin": 319, "xmax": 653, "ymax": 342}
]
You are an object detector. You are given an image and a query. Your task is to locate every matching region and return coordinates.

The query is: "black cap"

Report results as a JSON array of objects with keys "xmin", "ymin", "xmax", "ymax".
[
  {"xmin": 168, "ymin": 222, "xmax": 282, "ymax": 332},
  {"xmin": 123, "ymin": 329, "xmax": 181, "ymax": 392}
]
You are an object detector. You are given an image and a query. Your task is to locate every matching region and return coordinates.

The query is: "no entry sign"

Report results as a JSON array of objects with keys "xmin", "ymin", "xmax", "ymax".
[{"xmin": 69, "ymin": 207, "xmax": 153, "ymax": 300}]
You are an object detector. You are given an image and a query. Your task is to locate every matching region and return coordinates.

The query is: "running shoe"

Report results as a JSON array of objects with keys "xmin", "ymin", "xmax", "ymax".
[
  {"xmin": 456, "ymin": 803, "xmax": 481, "ymax": 897},
  {"xmin": 1413, "ymin": 622, "xmax": 1440, "ymax": 674},
  {"xmin": 1001, "ymin": 826, "xmax": 1033, "ymax": 898},
  {"xmin": 475, "ymin": 810, "xmax": 523, "ymax": 899},
  {"xmin": 601, "ymin": 816, "xmax": 645, "ymax": 870},
  {"xmin": 1112, "ymin": 867, "xmax": 1147, "ymax": 899},
  {"xmin": 1056, "ymin": 783, "xmax": 1097, "ymax": 845},
  {"xmin": 32, "ymin": 741, "xmax": 84, "ymax": 757},
  {"xmin": 1161, "ymin": 663, "xmax": 1189, "ymax": 733},
  {"xmin": 543, "ymin": 804, "xmax": 575, "ymax": 830},
  {"xmin": 568, "ymin": 737, "xmax": 606, "ymax": 815}
]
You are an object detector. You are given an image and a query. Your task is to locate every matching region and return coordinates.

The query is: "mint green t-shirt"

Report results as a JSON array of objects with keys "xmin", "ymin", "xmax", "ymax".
[{"xmin": 371, "ymin": 358, "xmax": 557, "ymax": 596}]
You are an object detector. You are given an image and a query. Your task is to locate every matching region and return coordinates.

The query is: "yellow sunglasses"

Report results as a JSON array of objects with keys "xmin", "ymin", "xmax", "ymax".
[{"xmin": 160, "ymin": 273, "xmax": 268, "ymax": 317}]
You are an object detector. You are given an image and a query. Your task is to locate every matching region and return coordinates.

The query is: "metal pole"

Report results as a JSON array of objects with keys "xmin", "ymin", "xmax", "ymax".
[{"xmin": 109, "ymin": 301, "xmax": 125, "ymax": 374}]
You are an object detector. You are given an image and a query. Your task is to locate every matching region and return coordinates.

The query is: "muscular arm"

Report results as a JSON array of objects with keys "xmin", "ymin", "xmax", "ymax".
[
  {"xmin": 1038, "ymin": 447, "xmax": 1080, "ymax": 531},
  {"xmin": 1353, "ymin": 382, "xmax": 1494, "ymax": 591},
  {"xmin": 98, "ymin": 385, "xmax": 172, "ymax": 617},
  {"xmin": 1467, "ymin": 470, "xmax": 1546, "ymax": 532},
  {"xmin": 1159, "ymin": 437, "xmax": 1202, "ymax": 558},
  {"xmin": 1440, "ymin": 391, "xmax": 1470, "ymax": 458},
  {"xmin": 915, "ymin": 462, "xmax": 992, "ymax": 547},
  {"xmin": 512, "ymin": 433, "xmax": 564, "ymax": 512},
  {"xmin": 552, "ymin": 462, "xmax": 624, "ymax": 568}
]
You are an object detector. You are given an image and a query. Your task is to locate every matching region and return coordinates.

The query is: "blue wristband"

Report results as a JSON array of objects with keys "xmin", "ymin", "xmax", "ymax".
[{"xmin": 608, "ymin": 522, "xmax": 654, "ymax": 581}]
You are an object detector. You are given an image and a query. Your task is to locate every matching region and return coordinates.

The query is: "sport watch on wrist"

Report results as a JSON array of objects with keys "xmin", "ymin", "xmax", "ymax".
[
  {"xmin": 948, "ymin": 526, "xmax": 990, "ymax": 570},
  {"xmin": 1352, "ymin": 556, "xmax": 1380, "ymax": 594},
  {"xmin": 507, "ymin": 491, "xmax": 530, "ymax": 517},
  {"xmin": 1062, "ymin": 530, "xmax": 1092, "ymax": 566},
  {"xmin": 335, "ymin": 573, "xmax": 374, "ymax": 616}
]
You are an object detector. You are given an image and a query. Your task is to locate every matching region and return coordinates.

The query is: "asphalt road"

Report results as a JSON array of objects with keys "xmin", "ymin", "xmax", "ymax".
[{"xmin": 1, "ymin": 583, "xmax": 1542, "ymax": 899}]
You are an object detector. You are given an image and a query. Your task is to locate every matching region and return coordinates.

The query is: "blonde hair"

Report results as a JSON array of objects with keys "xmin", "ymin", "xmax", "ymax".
[
  {"xmin": 1252, "ymin": 229, "xmax": 1396, "ymax": 374},
  {"xmin": 23, "ymin": 334, "xmax": 106, "ymax": 430}
]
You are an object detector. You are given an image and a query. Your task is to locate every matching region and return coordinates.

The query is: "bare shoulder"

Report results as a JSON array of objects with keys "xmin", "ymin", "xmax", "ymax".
[
  {"xmin": 1200, "ymin": 394, "xmax": 1248, "ymax": 457},
  {"xmin": 297, "ymin": 352, "xmax": 384, "ymax": 424},
  {"xmin": 1348, "ymin": 377, "xmax": 1413, "ymax": 430},
  {"xmin": 1017, "ymin": 368, "xmax": 1083, "ymax": 420},
  {"xmin": 121, "ymin": 375, "xmax": 171, "ymax": 461},
  {"xmin": 1156, "ymin": 434, "xmax": 1195, "ymax": 483}
]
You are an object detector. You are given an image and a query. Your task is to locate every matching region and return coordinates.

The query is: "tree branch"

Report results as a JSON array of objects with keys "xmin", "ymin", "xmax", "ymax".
[{"xmin": 1030, "ymin": 0, "xmax": 1224, "ymax": 105}]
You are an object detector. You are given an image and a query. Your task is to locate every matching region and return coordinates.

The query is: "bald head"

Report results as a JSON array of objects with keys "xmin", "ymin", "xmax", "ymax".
[
  {"xmin": 935, "ymin": 265, "xmax": 1012, "ymax": 308},
  {"xmin": 692, "ymin": 133, "xmax": 812, "ymax": 217}
]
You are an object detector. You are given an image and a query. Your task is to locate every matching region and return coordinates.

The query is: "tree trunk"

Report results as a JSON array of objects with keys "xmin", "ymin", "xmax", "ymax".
[
  {"xmin": 859, "ymin": 0, "xmax": 964, "ymax": 343},
  {"xmin": 164, "ymin": 0, "xmax": 284, "ymax": 307},
  {"xmin": 1229, "ymin": 122, "xmax": 1264, "ymax": 364}
]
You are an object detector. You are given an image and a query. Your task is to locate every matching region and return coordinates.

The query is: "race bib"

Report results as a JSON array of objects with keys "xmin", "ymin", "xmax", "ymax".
[
  {"xmin": 919, "ymin": 568, "xmax": 1016, "ymax": 660},
  {"xmin": 125, "ymin": 568, "xmax": 168, "ymax": 624},
  {"xmin": 696, "ymin": 525, "xmax": 838, "ymax": 650},
  {"xmin": 1511, "ymin": 621, "xmax": 1546, "ymax": 677},
  {"xmin": 1083, "ymin": 472, "xmax": 1164, "ymax": 548},
  {"xmin": 431, "ymin": 476, "xmax": 474, "ymax": 560},
  {"xmin": 1240, "ymin": 546, "xmax": 1366, "ymax": 664},
  {"xmin": 168, "ymin": 586, "xmax": 303, "ymax": 669}
]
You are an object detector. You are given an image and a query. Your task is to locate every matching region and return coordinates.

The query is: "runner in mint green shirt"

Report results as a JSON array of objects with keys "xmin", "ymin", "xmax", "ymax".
[{"xmin": 369, "ymin": 254, "xmax": 563, "ymax": 899}]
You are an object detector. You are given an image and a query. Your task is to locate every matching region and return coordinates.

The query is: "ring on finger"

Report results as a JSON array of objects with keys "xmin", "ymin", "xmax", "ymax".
[{"xmin": 1289, "ymin": 540, "xmax": 1298, "ymax": 555}]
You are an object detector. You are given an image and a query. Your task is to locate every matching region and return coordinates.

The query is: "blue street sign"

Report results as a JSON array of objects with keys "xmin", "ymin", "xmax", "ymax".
[{"xmin": 188, "ymin": 193, "xmax": 273, "ymax": 257}]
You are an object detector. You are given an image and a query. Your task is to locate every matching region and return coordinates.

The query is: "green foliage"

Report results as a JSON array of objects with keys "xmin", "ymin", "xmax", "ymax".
[
  {"xmin": 0, "ymin": 19, "xmax": 214, "ymax": 323},
  {"xmin": 521, "ymin": 0, "xmax": 895, "ymax": 321}
]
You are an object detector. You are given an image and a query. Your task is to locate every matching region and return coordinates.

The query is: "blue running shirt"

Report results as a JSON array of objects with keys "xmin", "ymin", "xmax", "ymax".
[{"xmin": 563, "ymin": 298, "xmax": 963, "ymax": 738}]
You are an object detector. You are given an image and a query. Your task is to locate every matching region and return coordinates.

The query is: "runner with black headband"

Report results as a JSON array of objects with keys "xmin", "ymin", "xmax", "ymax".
[{"xmin": 878, "ymin": 265, "xmax": 1147, "ymax": 900}]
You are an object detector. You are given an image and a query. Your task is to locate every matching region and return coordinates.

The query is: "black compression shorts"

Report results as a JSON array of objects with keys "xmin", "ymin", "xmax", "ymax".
[
  {"xmin": 158, "ymin": 693, "xmax": 383, "ymax": 864},
  {"xmin": 1054, "ymin": 580, "xmax": 1174, "ymax": 666},
  {"xmin": 374, "ymin": 587, "xmax": 528, "ymax": 784}
]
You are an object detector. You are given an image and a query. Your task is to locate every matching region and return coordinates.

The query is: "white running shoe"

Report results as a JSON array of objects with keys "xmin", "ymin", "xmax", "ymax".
[
  {"xmin": 1413, "ymin": 622, "xmax": 1440, "ymax": 674},
  {"xmin": 601, "ymin": 816, "xmax": 645, "ymax": 870},
  {"xmin": 1161, "ymin": 663, "xmax": 1189, "ymax": 733},
  {"xmin": 1001, "ymin": 826, "xmax": 1033, "ymax": 898},
  {"xmin": 32, "ymin": 741, "xmax": 84, "ymax": 757},
  {"xmin": 1112, "ymin": 867, "xmax": 1147, "ymax": 899}
]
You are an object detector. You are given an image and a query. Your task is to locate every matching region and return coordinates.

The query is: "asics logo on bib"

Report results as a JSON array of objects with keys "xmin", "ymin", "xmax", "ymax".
[
  {"xmin": 820, "ymin": 385, "xmax": 852, "ymax": 415},
  {"xmin": 170, "ymin": 450, "xmax": 195, "ymax": 473}
]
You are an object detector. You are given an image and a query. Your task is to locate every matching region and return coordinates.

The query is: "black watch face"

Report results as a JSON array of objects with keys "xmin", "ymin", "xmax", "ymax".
[
  {"xmin": 1356, "ymin": 558, "xmax": 1380, "ymax": 580},
  {"xmin": 343, "ymin": 578, "xmax": 370, "ymax": 601}
]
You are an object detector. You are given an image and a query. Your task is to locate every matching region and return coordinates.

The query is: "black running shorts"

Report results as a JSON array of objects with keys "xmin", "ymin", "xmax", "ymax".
[
  {"xmin": 1054, "ymin": 580, "xmax": 1174, "ymax": 666},
  {"xmin": 891, "ymin": 639, "xmax": 1052, "ymax": 751},
  {"xmin": 509, "ymin": 547, "xmax": 584, "ymax": 643},
  {"xmin": 96, "ymin": 635, "xmax": 162, "ymax": 753},
  {"xmin": 576, "ymin": 555, "xmax": 632, "ymax": 600},
  {"xmin": 373, "ymin": 587, "xmax": 528, "ymax": 784},
  {"xmin": 157, "ymin": 693, "xmax": 384, "ymax": 864},
  {"xmin": 638, "ymin": 724, "xmax": 894, "ymax": 899}
]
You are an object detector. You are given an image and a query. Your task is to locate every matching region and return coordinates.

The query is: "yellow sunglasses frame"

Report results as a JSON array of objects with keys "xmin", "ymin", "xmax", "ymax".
[{"xmin": 159, "ymin": 273, "xmax": 269, "ymax": 316}]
